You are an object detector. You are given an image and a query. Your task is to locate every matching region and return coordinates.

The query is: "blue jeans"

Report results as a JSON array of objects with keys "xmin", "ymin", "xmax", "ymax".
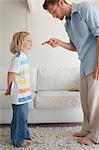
[{"xmin": 11, "ymin": 103, "xmax": 31, "ymax": 147}]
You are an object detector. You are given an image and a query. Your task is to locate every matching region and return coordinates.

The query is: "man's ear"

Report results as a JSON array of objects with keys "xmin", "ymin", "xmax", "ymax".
[{"xmin": 59, "ymin": 0, "xmax": 64, "ymax": 7}]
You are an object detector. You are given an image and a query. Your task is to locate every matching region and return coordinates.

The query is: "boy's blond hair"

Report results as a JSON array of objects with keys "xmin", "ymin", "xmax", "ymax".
[{"xmin": 10, "ymin": 31, "xmax": 30, "ymax": 54}]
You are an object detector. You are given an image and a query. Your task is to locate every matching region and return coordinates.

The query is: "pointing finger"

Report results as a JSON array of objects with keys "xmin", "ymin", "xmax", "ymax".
[{"xmin": 42, "ymin": 40, "xmax": 50, "ymax": 45}]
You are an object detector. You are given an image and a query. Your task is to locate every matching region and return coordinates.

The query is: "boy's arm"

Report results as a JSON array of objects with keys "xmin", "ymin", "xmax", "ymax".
[
  {"xmin": 42, "ymin": 38, "xmax": 77, "ymax": 51},
  {"xmin": 5, "ymin": 72, "xmax": 15, "ymax": 95}
]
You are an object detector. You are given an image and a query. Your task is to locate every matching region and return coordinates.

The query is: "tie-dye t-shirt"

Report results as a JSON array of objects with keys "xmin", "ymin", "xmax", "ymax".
[{"xmin": 9, "ymin": 51, "xmax": 32, "ymax": 105}]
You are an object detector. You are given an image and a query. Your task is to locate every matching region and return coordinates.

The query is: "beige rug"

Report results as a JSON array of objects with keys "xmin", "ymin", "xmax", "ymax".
[{"xmin": 0, "ymin": 124, "xmax": 99, "ymax": 150}]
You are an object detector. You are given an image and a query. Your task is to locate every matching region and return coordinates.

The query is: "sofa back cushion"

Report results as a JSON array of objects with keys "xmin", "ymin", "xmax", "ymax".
[
  {"xmin": 37, "ymin": 67, "xmax": 80, "ymax": 91},
  {"xmin": 30, "ymin": 67, "xmax": 37, "ymax": 92},
  {"xmin": 1, "ymin": 66, "xmax": 80, "ymax": 91}
]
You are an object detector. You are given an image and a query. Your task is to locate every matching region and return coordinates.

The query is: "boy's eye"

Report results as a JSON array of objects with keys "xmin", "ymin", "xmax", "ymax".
[{"xmin": 27, "ymin": 40, "xmax": 30, "ymax": 42}]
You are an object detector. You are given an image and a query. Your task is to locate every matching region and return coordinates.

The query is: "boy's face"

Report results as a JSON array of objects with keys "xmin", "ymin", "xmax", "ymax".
[
  {"xmin": 47, "ymin": 3, "xmax": 65, "ymax": 20},
  {"xmin": 22, "ymin": 34, "xmax": 32, "ymax": 50}
]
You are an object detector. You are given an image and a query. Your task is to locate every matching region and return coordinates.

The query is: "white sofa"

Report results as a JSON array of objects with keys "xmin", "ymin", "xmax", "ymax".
[{"xmin": 0, "ymin": 66, "xmax": 83, "ymax": 124}]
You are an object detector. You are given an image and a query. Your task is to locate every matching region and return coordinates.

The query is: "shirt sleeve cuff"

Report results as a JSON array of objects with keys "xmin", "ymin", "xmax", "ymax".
[{"xmin": 92, "ymin": 27, "xmax": 99, "ymax": 36}]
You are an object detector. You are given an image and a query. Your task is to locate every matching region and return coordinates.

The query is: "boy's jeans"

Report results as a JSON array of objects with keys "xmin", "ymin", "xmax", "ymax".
[{"xmin": 11, "ymin": 103, "xmax": 31, "ymax": 147}]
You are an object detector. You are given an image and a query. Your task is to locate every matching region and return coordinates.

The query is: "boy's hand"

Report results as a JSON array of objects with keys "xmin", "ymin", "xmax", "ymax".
[
  {"xmin": 42, "ymin": 38, "xmax": 61, "ymax": 48},
  {"xmin": 5, "ymin": 88, "xmax": 11, "ymax": 95}
]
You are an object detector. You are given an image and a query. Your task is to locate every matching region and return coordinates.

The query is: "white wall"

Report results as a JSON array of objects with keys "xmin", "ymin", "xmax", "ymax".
[
  {"xmin": 0, "ymin": 0, "xmax": 28, "ymax": 66},
  {"xmin": 27, "ymin": 0, "xmax": 80, "ymax": 68},
  {"xmin": 0, "ymin": 0, "xmax": 99, "ymax": 68}
]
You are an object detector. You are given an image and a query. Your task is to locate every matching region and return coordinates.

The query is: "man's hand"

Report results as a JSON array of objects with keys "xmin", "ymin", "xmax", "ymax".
[
  {"xmin": 42, "ymin": 38, "xmax": 61, "ymax": 48},
  {"xmin": 94, "ymin": 36, "xmax": 99, "ymax": 80},
  {"xmin": 42, "ymin": 38, "xmax": 76, "ymax": 51},
  {"xmin": 93, "ymin": 63, "xmax": 99, "ymax": 80}
]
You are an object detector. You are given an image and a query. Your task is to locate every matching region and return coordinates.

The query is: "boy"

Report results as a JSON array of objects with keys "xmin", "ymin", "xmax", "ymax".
[{"xmin": 5, "ymin": 31, "xmax": 32, "ymax": 147}]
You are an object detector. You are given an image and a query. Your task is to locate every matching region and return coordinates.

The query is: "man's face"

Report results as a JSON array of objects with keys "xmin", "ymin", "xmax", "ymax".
[{"xmin": 47, "ymin": 3, "xmax": 65, "ymax": 20}]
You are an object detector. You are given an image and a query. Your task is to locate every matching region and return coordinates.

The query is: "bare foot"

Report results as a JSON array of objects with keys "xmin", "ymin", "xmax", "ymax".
[
  {"xmin": 26, "ymin": 137, "xmax": 32, "ymax": 140},
  {"xmin": 22, "ymin": 140, "xmax": 32, "ymax": 147},
  {"xmin": 76, "ymin": 137, "xmax": 95, "ymax": 145},
  {"xmin": 72, "ymin": 131, "xmax": 85, "ymax": 137}
]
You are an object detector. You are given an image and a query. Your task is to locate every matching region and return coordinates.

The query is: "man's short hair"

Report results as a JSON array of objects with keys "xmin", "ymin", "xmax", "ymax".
[{"xmin": 43, "ymin": 0, "xmax": 59, "ymax": 10}]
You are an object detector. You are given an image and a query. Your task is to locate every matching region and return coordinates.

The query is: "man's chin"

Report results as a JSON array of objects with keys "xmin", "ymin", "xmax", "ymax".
[
  {"xmin": 56, "ymin": 16, "xmax": 64, "ymax": 20},
  {"xmin": 60, "ymin": 17, "xmax": 64, "ymax": 20}
]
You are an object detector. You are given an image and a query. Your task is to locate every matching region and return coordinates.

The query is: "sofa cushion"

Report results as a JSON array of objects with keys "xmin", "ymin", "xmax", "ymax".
[
  {"xmin": 0, "ymin": 91, "xmax": 35, "ymax": 109},
  {"xmin": 30, "ymin": 67, "xmax": 37, "ymax": 92},
  {"xmin": 35, "ymin": 91, "xmax": 81, "ymax": 109},
  {"xmin": 37, "ymin": 67, "xmax": 80, "ymax": 91}
]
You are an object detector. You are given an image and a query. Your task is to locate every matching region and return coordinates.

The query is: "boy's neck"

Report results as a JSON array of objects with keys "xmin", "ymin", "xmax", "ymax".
[{"xmin": 21, "ymin": 50, "xmax": 28, "ymax": 55}]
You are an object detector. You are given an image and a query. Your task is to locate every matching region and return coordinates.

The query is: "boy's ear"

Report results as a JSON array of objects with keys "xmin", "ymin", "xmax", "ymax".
[{"xmin": 59, "ymin": 0, "xmax": 64, "ymax": 7}]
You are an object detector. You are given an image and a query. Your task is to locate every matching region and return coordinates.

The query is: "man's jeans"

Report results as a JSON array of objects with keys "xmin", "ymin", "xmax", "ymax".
[{"xmin": 11, "ymin": 103, "xmax": 31, "ymax": 147}]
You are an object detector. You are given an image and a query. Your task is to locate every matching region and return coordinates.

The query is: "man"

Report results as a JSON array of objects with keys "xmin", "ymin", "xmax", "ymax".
[{"xmin": 42, "ymin": 0, "xmax": 99, "ymax": 145}]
